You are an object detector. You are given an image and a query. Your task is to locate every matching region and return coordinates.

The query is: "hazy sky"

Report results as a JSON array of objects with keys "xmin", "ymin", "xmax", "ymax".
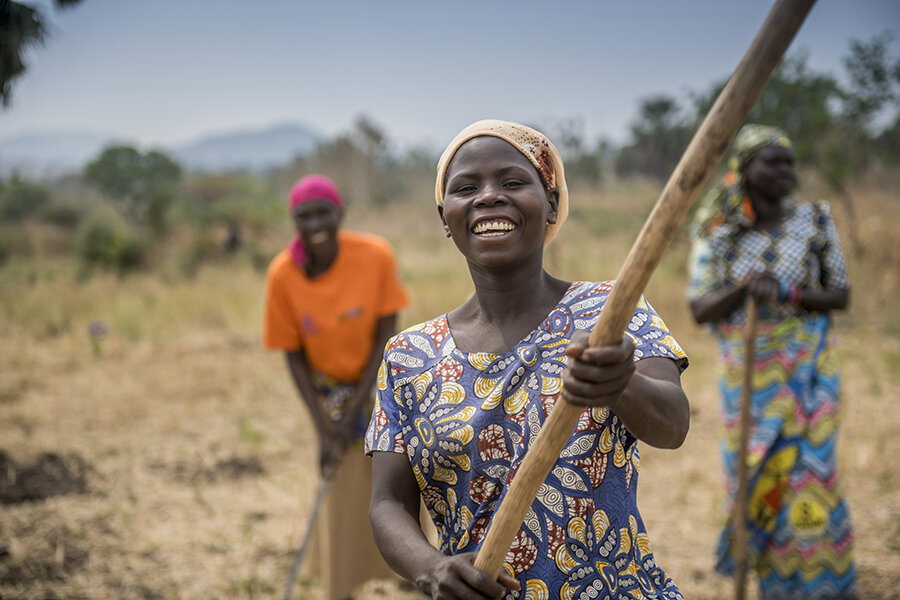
[{"xmin": 2, "ymin": 0, "xmax": 898, "ymax": 150}]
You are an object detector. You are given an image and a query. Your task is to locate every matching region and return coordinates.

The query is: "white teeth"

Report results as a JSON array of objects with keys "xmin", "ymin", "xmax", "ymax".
[{"xmin": 473, "ymin": 220, "xmax": 516, "ymax": 235}]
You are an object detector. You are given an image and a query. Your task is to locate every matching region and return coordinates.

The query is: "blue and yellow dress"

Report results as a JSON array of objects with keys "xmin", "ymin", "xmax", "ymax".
[{"xmin": 366, "ymin": 280, "xmax": 688, "ymax": 600}]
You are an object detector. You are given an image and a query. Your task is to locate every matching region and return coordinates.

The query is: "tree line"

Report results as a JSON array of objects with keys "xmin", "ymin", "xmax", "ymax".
[{"xmin": 1, "ymin": 29, "xmax": 898, "ymax": 274}]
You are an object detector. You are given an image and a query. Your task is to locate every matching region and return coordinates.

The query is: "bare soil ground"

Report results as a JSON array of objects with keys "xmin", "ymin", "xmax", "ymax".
[{"xmin": 1, "ymin": 181, "xmax": 897, "ymax": 599}]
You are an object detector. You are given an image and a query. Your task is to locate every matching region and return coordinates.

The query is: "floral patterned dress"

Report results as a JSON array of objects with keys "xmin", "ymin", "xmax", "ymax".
[{"xmin": 365, "ymin": 281, "xmax": 688, "ymax": 600}]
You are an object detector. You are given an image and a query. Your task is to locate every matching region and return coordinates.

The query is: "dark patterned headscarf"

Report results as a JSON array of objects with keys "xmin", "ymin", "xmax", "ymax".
[{"xmin": 691, "ymin": 124, "xmax": 793, "ymax": 239}]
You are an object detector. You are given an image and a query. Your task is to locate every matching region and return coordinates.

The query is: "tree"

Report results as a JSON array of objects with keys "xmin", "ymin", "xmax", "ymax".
[
  {"xmin": 0, "ymin": 0, "xmax": 83, "ymax": 107},
  {"xmin": 841, "ymin": 31, "xmax": 900, "ymax": 133},
  {"xmin": 0, "ymin": 174, "xmax": 51, "ymax": 221},
  {"xmin": 692, "ymin": 53, "xmax": 840, "ymax": 164},
  {"xmin": 542, "ymin": 118, "xmax": 605, "ymax": 187},
  {"xmin": 690, "ymin": 41, "xmax": 900, "ymax": 255},
  {"xmin": 304, "ymin": 115, "xmax": 400, "ymax": 206},
  {"xmin": 84, "ymin": 145, "xmax": 182, "ymax": 232},
  {"xmin": 821, "ymin": 32, "xmax": 900, "ymax": 254},
  {"xmin": 616, "ymin": 95, "xmax": 694, "ymax": 181}
]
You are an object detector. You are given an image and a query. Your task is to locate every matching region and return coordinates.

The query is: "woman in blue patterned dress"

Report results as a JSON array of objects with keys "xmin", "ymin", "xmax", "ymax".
[
  {"xmin": 365, "ymin": 120, "xmax": 690, "ymax": 600},
  {"xmin": 687, "ymin": 124, "xmax": 856, "ymax": 599}
]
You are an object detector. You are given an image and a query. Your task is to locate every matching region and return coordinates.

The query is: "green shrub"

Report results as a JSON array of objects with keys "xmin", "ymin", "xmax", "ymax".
[
  {"xmin": 39, "ymin": 202, "xmax": 84, "ymax": 229},
  {"xmin": 0, "ymin": 178, "xmax": 52, "ymax": 222},
  {"xmin": 175, "ymin": 233, "xmax": 219, "ymax": 278},
  {"xmin": 76, "ymin": 220, "xmax": 145, "ymax": 273}
]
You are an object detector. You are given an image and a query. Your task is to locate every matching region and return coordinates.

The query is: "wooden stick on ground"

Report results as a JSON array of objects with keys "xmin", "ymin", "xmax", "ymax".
[
  {"xmin": 734, "ymin": 297, "xmax": 759, "ymax": 600},
  {"xmin": 473, "ymin": 0, "xmax": 818, "ymax": 579},
  {"xmin": 282, "ymin": 476, "xmax": 331, "ymax": 600}
]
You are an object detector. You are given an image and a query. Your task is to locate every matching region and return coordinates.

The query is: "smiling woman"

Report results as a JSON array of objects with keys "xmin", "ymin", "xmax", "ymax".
[
  {"xmin": 365, "ymin": 120, "xmax": 691, "ymax": 600},
  {"xmin": 262, "ymin": 174, "xmax": 411, "ymax": 599}
]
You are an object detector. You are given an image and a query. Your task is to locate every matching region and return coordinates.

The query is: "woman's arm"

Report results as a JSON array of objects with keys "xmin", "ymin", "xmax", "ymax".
[
  {"xmin": 798, "ymin": 286, "xmax": 850, "ymax": 313},
  {"xmin": 370, "ymin": 451, "xmax": 519, "ymax": 599},
  {"xmin": 689, "ymin": 283, "xmax": 747, "ymax": 324},
  {"xmin": 285, "ymin": 350, "xmax": 342, "ymax": 475},
  {"xmin": 690, "ymin": 271, "xmax": 789, "ymax": 324},
  {"xmin": 336, "ymin": 314, "xmax": 398, "ymax": 443},
  {"xmin": 562, "ymin": 336, "xmax": 689, "ymax": 449}
]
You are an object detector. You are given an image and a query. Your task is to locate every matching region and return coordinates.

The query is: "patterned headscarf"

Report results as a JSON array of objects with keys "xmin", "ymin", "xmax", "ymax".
[
  {"xmin": 733, "ymin": 123, "xmax": 792, "ymax": 167},
  {"xmin": 435, "ymin": 119, "xmax": 569, "ymax": 247},
  {"xmin": 287, "ymin": 174, "xmax": 343, "ymax": 269},
  {"xmin": 691, "ymin": 124, "xmax": 793, "ymax": 239}
]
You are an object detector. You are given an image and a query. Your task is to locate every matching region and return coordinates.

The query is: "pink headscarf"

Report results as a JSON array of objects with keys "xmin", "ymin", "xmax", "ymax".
[{"xmin": 287, "ymin": 174, "xmax": 343, "ymax": 269}]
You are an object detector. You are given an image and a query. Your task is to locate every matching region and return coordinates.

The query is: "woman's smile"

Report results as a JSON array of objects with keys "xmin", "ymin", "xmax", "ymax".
[
  {"xmin": 308, "ymin": 230, "xmax": 331, "ymax": 244},
  {"xmin": 472, "ymin": 218, "xmax": 518, "ymax": 237}
]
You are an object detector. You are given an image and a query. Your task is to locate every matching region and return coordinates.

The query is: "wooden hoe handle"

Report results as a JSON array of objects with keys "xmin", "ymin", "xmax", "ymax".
[
  {"xmin": 473, "ymin": 0, "xmax": 817, "ymax": 578},
  {"xmin": 734, "ymin": 297, "xmax": 759, "ymax": 600}
]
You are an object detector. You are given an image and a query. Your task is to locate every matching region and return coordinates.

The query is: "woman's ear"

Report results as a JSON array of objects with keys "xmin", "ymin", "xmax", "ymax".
[
  {"xmin": 546, "ymin": 188, "xmax": 560, "ymax": 225},
  {"xmin": 437, "ymin": 204, "xmax": 452, "ymax": 238}
]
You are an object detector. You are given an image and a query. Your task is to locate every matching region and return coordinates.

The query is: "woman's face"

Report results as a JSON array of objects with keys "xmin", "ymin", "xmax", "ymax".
[
  {"xmin": 743, "ymin": 145, "xmax": 796, "ymax": 201},
  {"xmin": 440, "ymin": 136, "xmax": 558, "ymax": 268},
  {"xmin": 292, "ymin": 199, "xmax": 342, "ymax": 250}
]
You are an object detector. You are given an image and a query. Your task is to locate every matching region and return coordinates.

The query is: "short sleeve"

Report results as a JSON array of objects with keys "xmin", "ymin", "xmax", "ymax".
[
  {"xmin": 262, "ymin": 261, "xmax": 303, "ymax": 351},
  {"xmin": 625, "ymin": 295, "xmax": 689, "ymax": 372},
  {"xmin": 814, "ymin": 202, "xmax": 850, "ymax": 291},
  {"xmin": 364, "ymin": 345, "xmax": 408, "ymax": 455},
  {"xmin": 686, "ymin": 237, "xmax": 718, "ymax": 301},
  {"xmin": 375, "ymin": 242, "xmax": 410, "ymax": 318}
]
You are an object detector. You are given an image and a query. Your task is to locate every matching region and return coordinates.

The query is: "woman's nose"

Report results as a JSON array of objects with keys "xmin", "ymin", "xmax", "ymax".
[{"xmin": 474, "ymin": 183, "xmax": 505, "ymax": 207}]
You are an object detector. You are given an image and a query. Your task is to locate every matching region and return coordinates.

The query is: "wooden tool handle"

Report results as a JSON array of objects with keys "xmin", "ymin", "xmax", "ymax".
[
  {"xmin": 473, "ymin": 0, "xmax": 817, "ymax": 578},
  {"xmin": 734, "ymin": 298, "xmax": 759, "ymax": 600}
]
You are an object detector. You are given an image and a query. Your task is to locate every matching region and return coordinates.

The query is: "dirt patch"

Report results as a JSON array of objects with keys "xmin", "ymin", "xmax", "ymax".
[
  {"xmin": 0, "ymin": 450, "xmax": 88, "ymax": 504},
  {"xmin": 151, "ymin": 455, "xmax": 267, "ymax": 485}
]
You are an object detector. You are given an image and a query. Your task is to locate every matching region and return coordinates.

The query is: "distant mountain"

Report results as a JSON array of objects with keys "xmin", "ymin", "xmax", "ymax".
[
  {"xmin": 0, "ymin": 123, "xmax": 322, "ymax": 178},
  {"xmin": 171, "ymin": 123, "xmax": 320, "ymax": 172}
]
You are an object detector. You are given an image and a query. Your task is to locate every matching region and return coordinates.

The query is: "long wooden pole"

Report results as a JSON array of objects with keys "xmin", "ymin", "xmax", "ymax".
[
  {"xmin": 282, "ymin": 476, "xmax": 331, "ymax": 600},
  {"xmin": 734, "ymin": 298, "xmax": 758, "ymax": 600},
  {"xmin": 473, "ymin": 0, "xmax": 817, "ymax": 578}
]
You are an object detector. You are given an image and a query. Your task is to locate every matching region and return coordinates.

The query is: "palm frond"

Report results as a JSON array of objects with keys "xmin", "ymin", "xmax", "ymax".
[{"xmin": 0, "ymin": 0, "xmax": 48, "ymax": 106}]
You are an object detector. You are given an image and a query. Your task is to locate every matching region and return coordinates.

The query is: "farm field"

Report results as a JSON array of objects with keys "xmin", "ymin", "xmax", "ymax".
[{"xmin": 1, "ymin": 178, "xmax": 898, "ymax": 599}]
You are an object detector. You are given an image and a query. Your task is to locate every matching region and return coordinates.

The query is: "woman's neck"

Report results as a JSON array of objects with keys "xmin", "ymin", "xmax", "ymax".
[
  {"xmin": 449, "ymin": 262, "xmax": 571, "ymax": 353},
  {"xmin": 304, "ymin": 240, "xmax": 339, "ymax": 278},
  {"xmin": 747, "ymin": 188, "xmax": 783, "ymax": 229}
]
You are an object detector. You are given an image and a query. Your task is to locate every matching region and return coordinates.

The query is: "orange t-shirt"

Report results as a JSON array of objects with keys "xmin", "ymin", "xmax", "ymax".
[{"xmin": 262, "ymin": 230, "xmax": 410, "ymax": 382}]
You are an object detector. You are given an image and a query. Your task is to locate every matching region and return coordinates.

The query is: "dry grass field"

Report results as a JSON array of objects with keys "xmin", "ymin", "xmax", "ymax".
[{"xmin": 1, "ymin": 175, "xmax": 898, "ymax": 599}]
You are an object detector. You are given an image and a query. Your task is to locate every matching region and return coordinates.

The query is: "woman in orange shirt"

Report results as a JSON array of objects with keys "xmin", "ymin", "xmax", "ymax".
[{"xmin": 263, "ymin": 174, "xmax": 409, "ymax": 599}]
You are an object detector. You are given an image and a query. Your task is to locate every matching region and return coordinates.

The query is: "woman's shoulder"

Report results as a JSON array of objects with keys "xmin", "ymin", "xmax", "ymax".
[
  {"xmin": 571, "ymin": 280, "xmax": 615, "ymax": 294},
  {"xmin": 265, "ymin": 249, "xmax": 296, "ymax": 280},
  {"xmin": 340, "ymin": 230, "xmax": 396, "ymax": 255},
  {"xmin": 564, "ymin": 280, "xmax": 665, "ymax": 318},
  {"xmin": 563, "ymin": 280, "xmax": 615, "ymax": 307},
  {"xmin": 790, "ymin": 198, "xmax": 832, "ymax": 217},
  {"xmin": 385, "ymin": 316, "xmax": 452, "ymax": 358},
  {"xmin": 382, "ymin": 315, "xmax": 453, "ymax": 383},
  {"xmin": 785, "ymin": 199, "xmax": 835, "ymax": 232}
]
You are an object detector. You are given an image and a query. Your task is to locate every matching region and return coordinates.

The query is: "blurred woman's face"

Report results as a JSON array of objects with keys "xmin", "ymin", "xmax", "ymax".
[
  {"xmin": 292, "ymin": 199, "xmax": 341, "ymax": 249},
  {"xmin": 743, "ymin": 145, "xmax": 796, "ymax": 201},
  {"xmin": 440, "ymin": 136, "xmax": 558, "ymax": 269}
]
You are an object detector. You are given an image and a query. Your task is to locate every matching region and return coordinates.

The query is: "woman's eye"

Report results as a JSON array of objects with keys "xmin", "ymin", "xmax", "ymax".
[
  {"xmin": 504, "ymin": 180, "xmax": 523, "ymax": 188},
  {"xmin": 452, "ymin": 184, "xmax": 475, "ymax": 194}
]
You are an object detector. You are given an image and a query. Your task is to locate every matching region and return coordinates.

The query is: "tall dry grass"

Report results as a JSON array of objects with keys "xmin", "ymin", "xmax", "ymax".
[{"xmin": 0, "ymin": 174, "xmax": 897, "ymax": 599}]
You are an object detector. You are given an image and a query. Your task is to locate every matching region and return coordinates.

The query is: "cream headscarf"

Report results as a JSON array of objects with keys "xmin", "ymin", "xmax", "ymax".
[{"xmin": 435, "ymin": 119, "xmax": 569, "ymax": 246}]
